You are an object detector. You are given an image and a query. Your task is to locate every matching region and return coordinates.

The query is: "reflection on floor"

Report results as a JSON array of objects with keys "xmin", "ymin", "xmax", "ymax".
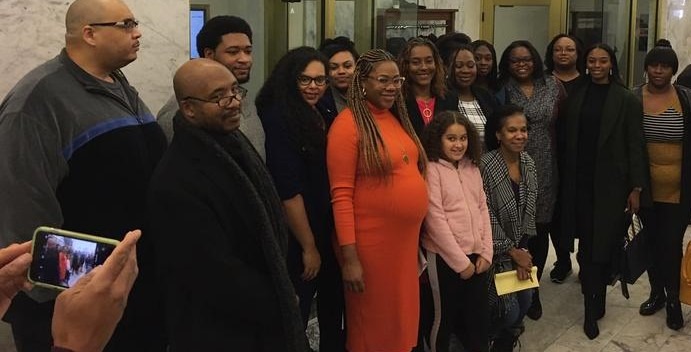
[{"xmin": 2, "ymin": 228, "xmax": 690, "ymax": 351}]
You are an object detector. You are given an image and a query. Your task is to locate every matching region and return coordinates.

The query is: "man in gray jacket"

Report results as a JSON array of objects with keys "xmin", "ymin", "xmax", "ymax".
[
  {"xmin": 0, "ymin": 0, "xmax": 166, "ymax": 350},
  {"xmin": 157, "ymin": 15, "xmax": 265, "ymax": 159}
]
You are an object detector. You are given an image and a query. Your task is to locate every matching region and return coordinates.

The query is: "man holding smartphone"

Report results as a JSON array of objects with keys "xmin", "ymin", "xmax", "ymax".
[
  {"xmin": 148, "ymin": 59, "xmax": 306, "ymax": 351},
  {"xmin": 0, "ymin": 230, "xmax": 141, "ymax": 352},
  {"xmin": 0, "ymin": 0, "xmax": 166, "ymax": 350}
]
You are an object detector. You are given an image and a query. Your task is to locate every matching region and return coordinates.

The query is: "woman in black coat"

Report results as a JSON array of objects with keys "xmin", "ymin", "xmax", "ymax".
[{"xmin": 559, "ymin": 43, "xmax": 648, "ymax": 340}]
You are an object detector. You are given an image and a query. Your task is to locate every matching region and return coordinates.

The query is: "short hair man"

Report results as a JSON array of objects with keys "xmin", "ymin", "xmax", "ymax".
[
  {"xmin": 157, "ymin": 15, "xmax": 265, "ymax": 159},
  {"xmin": 148, "ymin": 59, "xmax": 306, "ymax": 351},
  {"xmin": 0, "ymin": 0, "xmax": 166, "ymax": 350}
]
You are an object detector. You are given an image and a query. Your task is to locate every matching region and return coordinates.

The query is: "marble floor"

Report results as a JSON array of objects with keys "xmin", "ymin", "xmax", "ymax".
[{"xmin": 2, "ymin": 228, "xmax": 691, "ymax": 351}]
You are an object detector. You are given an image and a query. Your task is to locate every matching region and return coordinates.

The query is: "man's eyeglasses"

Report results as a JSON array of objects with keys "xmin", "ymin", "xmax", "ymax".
[
  {"xmin": 183, "ymin": 86, "xmax": 248, "ymax": 108},
  {"xmin": 367, "ymin": 76, "xmax": 405, "ymax": 88},
  {"xmin": 89, "ymin": 19, "xmax": 139, "ymax": 31},
  {"xmin": 297, "ymin": 75, "xmax": 329, "ymax": 87}
]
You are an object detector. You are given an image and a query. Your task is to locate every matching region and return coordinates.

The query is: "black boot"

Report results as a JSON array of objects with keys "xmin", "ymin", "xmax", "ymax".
[
  {"xmin": 526, "ymin": 289, "xmax": 542, "ymax": 320},
  {"xmin": 639, "ymin": 291, "xmax": 666, "ymax": 316},
  {"xmin": 594, "ymin": 293, "xmax": 606, "ymax": 320},
  {"xmin": 583, "ymin": 294, "xmax": 600, "ymax": 340},
  {"xmin": 666, "ymin": 294, "xmax": 684, "ymax": 330}
]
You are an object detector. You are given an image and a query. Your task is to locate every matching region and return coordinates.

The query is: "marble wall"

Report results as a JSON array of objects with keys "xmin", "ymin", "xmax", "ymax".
[
  {"xmin": 659, "ymin": 0, "xmax": 691, "ymax": 76},
  {"xmin": 0, "ymin": 0, "xmax": 189, "ymax": 114}
]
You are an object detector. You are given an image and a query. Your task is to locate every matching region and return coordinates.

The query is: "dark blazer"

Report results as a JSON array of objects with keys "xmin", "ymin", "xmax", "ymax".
[
  {"xmin": 405, "ymin": 92, "xmax": 458, "ymax": 137},
  {"xmin": 148, "ymin": 117, "xmax": 304, "ymax": 351},
  {"xmin": 559, "ymin": 82, "xmax": 649, "ymax": 260}
]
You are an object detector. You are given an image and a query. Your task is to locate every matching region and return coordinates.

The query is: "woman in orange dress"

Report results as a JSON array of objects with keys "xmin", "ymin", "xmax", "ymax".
[{"xmin": 327, "ymin": 49, "xmax": 429, "ymax": 352}]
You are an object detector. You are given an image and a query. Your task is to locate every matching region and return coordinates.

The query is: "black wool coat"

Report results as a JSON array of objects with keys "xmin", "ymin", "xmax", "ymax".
[
  {"xmin": 147, "ymin": 116, "xmax": 306, "ymax": 352},
  {"xmin": 558, "ymin": 82, "xmax": 650, "ymax": 262}
]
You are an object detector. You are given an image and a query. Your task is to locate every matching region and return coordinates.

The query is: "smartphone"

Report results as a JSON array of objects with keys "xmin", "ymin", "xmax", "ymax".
[{"xmin": 28, "ymin": 226, "xmax": 120, "ymax": 291}]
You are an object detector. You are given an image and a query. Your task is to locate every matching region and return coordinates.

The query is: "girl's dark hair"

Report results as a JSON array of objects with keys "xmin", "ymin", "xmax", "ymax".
[
  {"xmin": 446, "ymin": 44, "xmax": 477, "ymax": 90},
  {"xmin": 471, "ymin": 40, "xmax": 499, "ymax": 91},
  {"xmin": 422, "ymin": 110, "xmax": 482, "ymax": 165},
  {"xmin": 544, "ymin": 34, "xmax": 584, "ymax": 74},
  {"xmin": 644, "ymin": 39, "xmax": 679, "ymax": 74},
  {"xmin": 584, "ymin": 43, "xmax": 624, "ymax": 86},
  {"xmin": 319, "ymin": 36, "xmax": 360, "ymax": 61},
  {"xmin": 498, "ymin": 40, "xmax": 545, "ymax": 84},
  {"xmin": 398, "ymin": 37, "xmax": 448, "ymax": 100},
  {"xmin": 255, "ymin": 46, "xmax": 329, "ymax": 154},
  {"xmin": 484, "ymin": 104, "xmax": 525, "ymax": 151}
]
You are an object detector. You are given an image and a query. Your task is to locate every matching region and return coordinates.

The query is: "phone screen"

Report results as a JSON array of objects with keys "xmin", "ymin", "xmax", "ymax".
[{"xmin": 29, "ymin": 229, "xmax": 117, "ymax": 289}]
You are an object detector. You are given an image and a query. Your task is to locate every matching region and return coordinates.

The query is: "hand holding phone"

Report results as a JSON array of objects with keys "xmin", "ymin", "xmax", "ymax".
[
  {"xmin": 52, "ymin": 230, "xmax": 140, "ymax": 352},
  {"xmin": 29, "ymin": 227, "xmax": 119, "ymax": 290},
  {"xmin": 0, "ymin": 241, "xmax": 33, "ymax": 316}
]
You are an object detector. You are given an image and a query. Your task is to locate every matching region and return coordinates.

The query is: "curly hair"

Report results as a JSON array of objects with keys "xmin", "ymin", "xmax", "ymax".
[
  {"xmin": 348, "ymin": 49, "xmax": 427, "ymax": 178},
  {"xmin": 498, "ymin": 40, "xmax": 545, "ymax": 85},
  {"xmin": 196, "ymin": 16, "xmax": 252, "ymax": 57},
  {"xmin": 398, "ymin": 37, "xmax": 447, "ymax": 100},
  {"xmin": 255, "ymin": 46, "xmax": 329, "ymax": 155},
  {"xmin": 422, "ymin": 111, "xmax": 481, "ymax": 166}
]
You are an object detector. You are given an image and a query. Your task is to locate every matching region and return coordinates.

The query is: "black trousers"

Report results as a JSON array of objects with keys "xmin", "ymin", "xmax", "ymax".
[
  {"xmin": 642, "ymin": 202, "xmax": 690, "ymax": 298},
  {"xmin": 427, "ymin": 253, "xmax": 490, "ymax": 352},
  {"xmin": 528, "ymin": 222, "xmax": 551, "ymax": 280},
  {"xmin": 550, "ymin": 201, "xmax": 573, "ymax": 269},
  {"xmin": 287, "ymin": 237, "xmax": 346, "ymax": 351}
]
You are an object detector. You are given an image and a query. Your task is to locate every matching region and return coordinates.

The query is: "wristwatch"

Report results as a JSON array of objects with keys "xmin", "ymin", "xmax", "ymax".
[{"xmin": 632, "ymin": 187, "xmax": 643, "ymax": 192}]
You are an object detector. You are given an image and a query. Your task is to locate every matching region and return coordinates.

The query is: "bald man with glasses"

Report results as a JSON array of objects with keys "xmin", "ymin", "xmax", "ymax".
[{"xmin": 0, "ymin": 0, "xmax": 167, "ymax": 351}]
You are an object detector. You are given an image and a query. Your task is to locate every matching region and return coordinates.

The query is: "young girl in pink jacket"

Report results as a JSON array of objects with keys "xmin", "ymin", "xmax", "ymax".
[{"xmin": 421, "ymin": 110, "xmax": 493, "ymax": 352}]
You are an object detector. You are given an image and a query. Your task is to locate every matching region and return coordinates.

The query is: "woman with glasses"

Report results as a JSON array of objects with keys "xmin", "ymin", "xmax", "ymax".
[
  {"xmin": 398, "ymin": 37, "xmax": 456, "ymax": 137},
  {"xmin": 256, "ymin": 46, "xmax": 345, "ymax": 350},
  {"xmin": 634, "ymin": 40, "xmax": 691, "ymax": 331},
  {"xmin": 559, "ymin": 43, "xmax": 647, "ymax": 339},
  {"xmin": 493, "ymin": 40, "xmax": 565, "ymax": 321},
  {"xmin": 544, "ymin": 34, "xmax": 584, "ymax": 95},
  {"xmin": 471, "ymin": 40, "xmax": 500, "ymax": 93},
  {"xmin": 447, "ymin": 44, "xmax": 500, "ymax": 148},
  {"xmin": 327, "ymin": 49, "xmax": 428, "ymax": 352},
  {"xmin": 318, "ymin": 36, "xmax": 359, "ymax": 114},
  {"xmin": 543, "ymin": 34, "xmax": 584, "ymax": 285}
]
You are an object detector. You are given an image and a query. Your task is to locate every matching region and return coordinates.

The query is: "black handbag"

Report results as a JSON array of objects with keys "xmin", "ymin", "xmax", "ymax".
[{"xmin": 617, "ymin": 213, "xmax": 651, "ymax": 298}]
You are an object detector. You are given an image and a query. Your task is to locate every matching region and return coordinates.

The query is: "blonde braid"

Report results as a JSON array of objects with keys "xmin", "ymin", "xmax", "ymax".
[{"xmin": 347, "ymin": 49, "xmax": 427, "ymax": 179}]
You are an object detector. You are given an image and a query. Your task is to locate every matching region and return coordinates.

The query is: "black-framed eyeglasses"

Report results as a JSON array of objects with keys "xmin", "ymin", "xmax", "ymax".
[
  {"xmin": 367, "ymin": 76, "xmax": 405, "ymax": 87},
  {"xmin": 89, "ymin": 18, "xmax": 139, "ymax": 31},
  {"xmin": 297, "ymin": 75, "xmax": 329, "ymax": 87},
  {"xmin": 183, "ymin": 86, "xmax": 247, "ymax": 108}
]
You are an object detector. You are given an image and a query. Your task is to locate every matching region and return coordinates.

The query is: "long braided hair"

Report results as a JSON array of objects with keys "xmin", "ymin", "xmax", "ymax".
[{"xmin": 347, "ymin": 49, "xmax": 427, "ymax": 179}]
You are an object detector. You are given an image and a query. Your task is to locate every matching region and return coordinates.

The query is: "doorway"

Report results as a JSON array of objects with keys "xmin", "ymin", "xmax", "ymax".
[{"xmin": 482, "ymin": 0, "xmax": 565, "ymax": 58}]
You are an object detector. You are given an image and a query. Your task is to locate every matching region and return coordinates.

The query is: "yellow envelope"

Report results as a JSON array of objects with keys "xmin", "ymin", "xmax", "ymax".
[{"xmin": 494, "ymin": 266, "xmax": 539, "ymax": 295}]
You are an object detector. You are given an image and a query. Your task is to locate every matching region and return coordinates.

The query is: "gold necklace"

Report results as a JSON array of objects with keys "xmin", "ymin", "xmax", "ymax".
[
  {"xmin": 387, "ymin": 118, "xmax": 410, "ymax": 165},
  {"xmin": 417, "ymin": 97, "xmax": 434, "ymax": 120}
]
